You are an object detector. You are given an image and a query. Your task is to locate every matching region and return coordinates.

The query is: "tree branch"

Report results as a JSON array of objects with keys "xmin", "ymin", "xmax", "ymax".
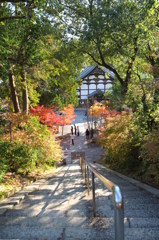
[
  {"xmin": 96, "ymin": 41, "xmax": 124, "ymax": 84},
  {"xmin": 0, "ymin": 15, "xmax": 25, "ymax": 21},
  {"xmin": 147, "ymin": 42, "xmax": 155, "ymax": 66},
  {"xmin": 88, "ymin": 0, "xmax": 94, "ymax": 16},
  {"xmin": 125, "ymin": 38, "xmax": 138, "ymax": 83},
  {"xmin": 86, "ymin": 50, "xmax": 123, "ymax": 83},
  {"xmin": 86, "ymin": 51, "xmax": 102, "ymax": 66},
  {"xmin": 137, "ymin": 72, "xmax": 146, "ymax": 97},
  {"xmin": 0, "ymin": 0, "xmax": 28, "ymax": 2}
]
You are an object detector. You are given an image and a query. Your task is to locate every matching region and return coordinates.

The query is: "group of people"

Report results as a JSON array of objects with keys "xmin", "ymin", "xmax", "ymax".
[
  {"xmin": 71, "ymin": 124, "xmax": 79, "ymax": 136},
  {"xmin": 70, "ymin": 124, "xmax": 94, "ymax": 145},
  {"xmin": 70, "ymin": 124, "xmax": 79, "ymax": 145}
]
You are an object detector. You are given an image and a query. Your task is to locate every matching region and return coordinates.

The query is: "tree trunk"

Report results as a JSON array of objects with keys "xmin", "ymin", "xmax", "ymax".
[
  {"xmin": 120, "ymin": 80, "xmax": 129, "ymax": 102},
  {"xmin": 9, "ymin": 122, "xmax": 12, "ymax": 142},
  {"xmin": 9, "ymin": 72, "xmax": 21, "ymax": 113},
  {"xmin": 21, "ymin": 70, "xmax": 29, "ymax": 114}
]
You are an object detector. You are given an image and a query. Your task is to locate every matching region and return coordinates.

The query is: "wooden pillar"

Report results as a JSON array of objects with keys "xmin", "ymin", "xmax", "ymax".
[
  {"xmin": 80, "ymin": 87, "xmax": 81, "ymax": 103},
  {"xmin": 88, "ymin": 81, "xmax": 90, "ymax": 96},
  {"xmin": 104, "ymin": 81, "xmax": 106, "ymax": 93}
]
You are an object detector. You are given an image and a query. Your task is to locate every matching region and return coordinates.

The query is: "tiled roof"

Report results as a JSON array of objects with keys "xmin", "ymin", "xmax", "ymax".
[
  {"xmin": 80, "ymin": 66, "xmax": 96, "ymax": 78},
  {"xmin": 88, "ymin": 89, "xmax": 104, "ymax": 97},
  {"xmin": 80, "ymin": 65, "xmax": 114, "ymax": 79},
  {"xmin": 102, "ymin": 67, "xmax": 114, "ymax": 78}
]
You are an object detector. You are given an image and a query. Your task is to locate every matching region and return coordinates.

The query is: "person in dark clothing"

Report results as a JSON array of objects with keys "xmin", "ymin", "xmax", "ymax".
[
  {"xmin": 86, "ymin": 129, "xmax": 90, "ymax": 140},
  {"xmin": 74, "ymin": 124, "xmax": 77, "ymax": 135},
  {"xmin": 90, "ymin": 128, "xmax": 94, "ymax": 138},
  {"xmin": 71, "ymin": 134, "xmax": 74, "ymax": 145},
  {"xmin": 77, "ymin": 126, "xmax": 79, "ymax": 136},
  {"xmin": 71, "ymin": 126, "xmax": 73, "ymax": 135}
]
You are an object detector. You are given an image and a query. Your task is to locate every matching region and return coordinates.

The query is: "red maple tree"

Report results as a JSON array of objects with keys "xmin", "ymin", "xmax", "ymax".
[
  {"xmin": 60, "ymin": 104, "xmax": 75, "ymax": 125},
  {"xmin": 30, "ymin": 104, "xmax": 75, "ymax": 133}
]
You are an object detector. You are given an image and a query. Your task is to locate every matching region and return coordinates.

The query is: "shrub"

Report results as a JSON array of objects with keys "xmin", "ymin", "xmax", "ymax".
[
  {"xmin": 23, "ymin": 116, "xmax": 62, "ymax": 166},
  {"xmin": 140, "ymin": 127, "xmax": 159, "ymax": 185},
  {"xmin": 99, "ymin": 111, "xmax": 142, "ymax": 171},
  {"xmin": 0, "ymin": 141, "xmax": 37, "ymax": 175},
  {"xmin": 0, "ymin": 116, "xmax": 62, "ymax": 182}
]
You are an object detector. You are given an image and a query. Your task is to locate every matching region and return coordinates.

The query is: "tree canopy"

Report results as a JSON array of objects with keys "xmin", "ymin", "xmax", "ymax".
[
  {"xmin": 0, "ymin": 0, "xmax": 85, "ymax": 112},
  {"xmin": 0, "ymin": 0, "xmax": 159, "ymax": 113},
  {"xmin": 0, "ymin": 0, "xmax": 159, "ymax": 191}
]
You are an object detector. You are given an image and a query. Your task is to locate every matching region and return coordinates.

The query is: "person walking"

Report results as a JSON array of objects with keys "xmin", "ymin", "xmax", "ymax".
[
  {"xmin": 86, "ymin": 129, "xmax": 90, "ymax": 140},
  {"xmin": 77, "ymin": 126, "xmax": 79, "ymax": 136},
  {"xmin": 71, "ymin": 126, "xmax": 73, "ymax": 135},
  {"xmin": 71, "ymin": 134, "xmax": 74, "ymax": 145},
  {"xmin": 90, "ymin": 128, "xmax": 94, "ymax": 138},
  {"xmin": 74, "ymin": 124, "xmax": 77, "ymax": 135}
]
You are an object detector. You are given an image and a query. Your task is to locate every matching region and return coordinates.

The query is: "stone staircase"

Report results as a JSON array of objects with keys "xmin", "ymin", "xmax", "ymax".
[
  {"xmin": 1, "ymin": 158, "xmax": 159, "ymax": 239},
  {"xmin": 0, "ymin": 127, "xmax": 159, "ymax": 239},
  {"xmin": 91, "ymin": 164, "xmax": 159, "ymax": 240},
  {"xmin": 0, "ymin": 164, "xmax": 114, "ymax": 240}
]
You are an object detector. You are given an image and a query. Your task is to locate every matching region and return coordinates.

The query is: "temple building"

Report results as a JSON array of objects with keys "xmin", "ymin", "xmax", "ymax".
[{"xmin": 77, "ymin": 65, "xmax": 114, "ymax": 105}]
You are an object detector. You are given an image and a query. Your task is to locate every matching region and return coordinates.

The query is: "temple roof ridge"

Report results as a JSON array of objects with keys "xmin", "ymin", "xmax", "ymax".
[{"xmin": 80, "ymin": 65, "xmax": 114, "ymax": 79}]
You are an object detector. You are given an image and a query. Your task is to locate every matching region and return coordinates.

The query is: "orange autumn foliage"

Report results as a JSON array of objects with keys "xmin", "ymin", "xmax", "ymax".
[
  {"xmin": 89, "ymin": 102, "xmax": 121, "ymax": 121},
  {"xmin": 30, "ymin": 104, "xmax": 75, "ymax": 132}
]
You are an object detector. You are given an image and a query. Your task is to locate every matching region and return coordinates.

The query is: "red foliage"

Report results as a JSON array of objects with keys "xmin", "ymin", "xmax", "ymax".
[
  {"xmin": 101, "ymin": 108, "xmax": 121, "ymax": 119},
  {"xmin": 60, "ymin": 104, "xmax": 75, "ymax": 126},
  {"xmin": 30, "ymin": 104, "xmax": 75, "ymax": 132}
]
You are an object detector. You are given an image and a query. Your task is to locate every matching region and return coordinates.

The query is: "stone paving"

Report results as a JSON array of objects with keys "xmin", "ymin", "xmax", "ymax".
[
  {"xmin": 0, "ymin": 135, "xmax": 113, "ymax": 240},
  {"xmin": 0, "ymin": 109, "xmax": 159, "ymax": 239},
  {"xmin": 66, "ymin": 124, "xmax": 159, "ymax": 240}
]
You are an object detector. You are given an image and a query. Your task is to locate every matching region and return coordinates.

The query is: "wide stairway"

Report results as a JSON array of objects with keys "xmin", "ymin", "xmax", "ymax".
[
  {"xmin": 0, "ymin": 164, "xmax": 105, "ymax": 240},
  {"xmin": 0, "ymin": 130, "xmax": 159, "ymax": 239}
]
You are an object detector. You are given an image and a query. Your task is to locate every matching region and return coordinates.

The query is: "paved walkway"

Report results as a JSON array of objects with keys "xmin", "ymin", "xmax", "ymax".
[
  {"xmin": 0, "ymin": 131, "xmax": 113, "ymax": 240},
  {"xmin": 0, "ymin": 109, "xmax": 159, "ymax": 239}
]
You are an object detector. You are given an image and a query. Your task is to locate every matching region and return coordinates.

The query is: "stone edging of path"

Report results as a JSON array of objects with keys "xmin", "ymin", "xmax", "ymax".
[
  {"xmin": 0, "ymin": 181, "xmax": 42, "ymax": 216},
  {"xmin": 0, "ymin": 167, "xmax": 63, "ymax": 216},
  {"xmin": 96, "ymin": 164, "xmax": 159, "ymax": 198}
]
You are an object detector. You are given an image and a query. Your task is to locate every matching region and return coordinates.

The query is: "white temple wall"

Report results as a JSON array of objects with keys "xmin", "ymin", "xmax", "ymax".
[
  {"xmin": 98, "ymin": 75, "xmax": 104, "ymax": 79},
  {"xmin": 106, "ymin": 83, "xmax": 112, "ymax": 90},
  {"xmin": 89, "ymin": 89, "xmax": 95, "ymax": 94},
  {"xmin": 80, "ymin": 84, "xmax": 88, "ymax": 90},
  {"xmin": 89, "ymin": 75, "xmax": 95, "ymax": 79},
  {"xmin": 89, "ymin": 84, "xmax": 96, "ymax": 90},
  {"xmin": 98, "ymin": 80, "xmax": 104, "ymax": 83},
  {"xmin": 80, "ymin": 82, "xmax": 112, "ymax": 98},
  {"xmin": 98, "ymin": 84, "xmax": 105, "ymax": 89},
  {"xmin": 89, "ymin": 80, "xmax": 96, "ymax": 84},
  {"xmin": 81, "ymin": 89, "xmax": 88, "ymax": 95},
  {"xmin": 81, "ymin": 95, "xmax": 87, "ymax": 100}
]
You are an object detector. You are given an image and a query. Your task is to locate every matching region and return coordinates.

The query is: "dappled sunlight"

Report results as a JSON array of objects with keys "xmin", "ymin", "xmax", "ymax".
[
  {"xmin": 4, "ymin": 161, "xmax": 116, "ymax": 234},
  {"xmin": 1, "ymin": 111, "xmax": 159, "ymax": 239},
  {"xmin": 1, "ymin": 0, "xmax": 159, "ymax": 237}
]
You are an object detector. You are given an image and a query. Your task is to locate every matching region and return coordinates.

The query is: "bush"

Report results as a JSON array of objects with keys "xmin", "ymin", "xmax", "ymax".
[
  {"xmin": 99, "ymin": 111, "xmax": 142, "ymax": 171},
  {"xmin": 0, "ymin": 141, "xmax": 37, "ymax": 175},
  {"xmin": 140, "ymin": 127, "xmax": 159, "ymax": 185},
  {"xmin": 23, "ymin": 116, "xmax": 62, "ymax": 166},
  {"xmin": 0, "ymin": 116, "xmax": 62, "ymax": 182}
]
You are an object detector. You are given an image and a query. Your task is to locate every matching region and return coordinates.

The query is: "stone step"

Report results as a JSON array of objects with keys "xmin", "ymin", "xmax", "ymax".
[
  {"xmin": 125, "ymin": 228, "xmax": 159, "ymax": 240},
  {"xmin": 128, "ymin": 217, "xmax": 159, "ymax": 228},
  {"xmin": 0, "ymin": 216, "xmax": 115, "ymax": 228},
  {"xmin": 3, "ymin": 208, "xmax": 92, "ymax": 218},
  {"xmin": 0, "ymin": 225, "xmax": 159, "ymax": 240},
  {"xmin": 2, "ymin": 209, "xmax": 159, "ymax": 227},
  {"xmin": 0, "ymin": 226, "xmax": 114, "ymax": 240},
  {"xmin": 124, "ymin": 197, "xmax": 159, "ymax": 205}
]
